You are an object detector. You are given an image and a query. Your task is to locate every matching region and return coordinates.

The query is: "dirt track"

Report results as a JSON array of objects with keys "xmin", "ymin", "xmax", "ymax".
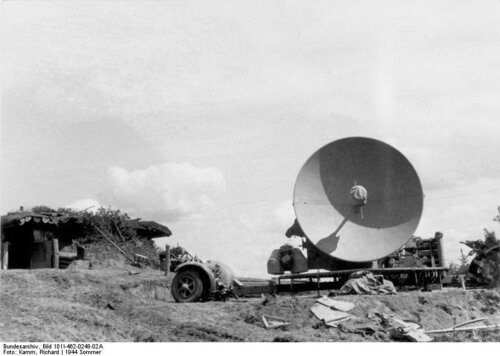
[{"xmin": 1, "ymin": 267, "xmax": 500, "ymax": 342}]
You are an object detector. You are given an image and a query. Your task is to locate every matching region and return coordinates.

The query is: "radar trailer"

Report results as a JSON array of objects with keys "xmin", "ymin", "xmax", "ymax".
[
  {"xmin": 267, "ymin": 137, "xmax": 447, "ymax": 291},
  {"xmin": 169, "ymin": 137, "xmax": 448, "ymax": 302}
]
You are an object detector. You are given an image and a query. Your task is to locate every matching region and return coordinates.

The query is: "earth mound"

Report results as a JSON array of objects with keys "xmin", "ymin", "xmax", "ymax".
[{"xmin": 1, "ymin": 266, "xmax": 500, "ymax": 342}]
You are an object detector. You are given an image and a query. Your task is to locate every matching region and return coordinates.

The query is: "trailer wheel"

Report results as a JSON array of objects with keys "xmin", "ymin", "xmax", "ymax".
[{"xmin": 171, "ymin": 269, "xmax": 204, "ymax": 302}]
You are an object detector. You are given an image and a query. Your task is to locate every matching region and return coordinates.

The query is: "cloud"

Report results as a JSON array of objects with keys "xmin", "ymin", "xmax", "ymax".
[
  {"xmin": 66, "ymin": 199, "xmax": 101, "ymax": 213},
  {"xmin": 100, "ymin": 162, "xmax": 225, "ymax": 221},
  {"xmin": 237, "ymin": 199, "xmax": 295, "ymax": 235}
]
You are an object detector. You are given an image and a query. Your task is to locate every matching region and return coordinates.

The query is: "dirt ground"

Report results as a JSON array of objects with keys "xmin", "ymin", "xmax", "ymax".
[{"xmin": 1, "ymin": 264, "xmax": 500, "ymax": 342}]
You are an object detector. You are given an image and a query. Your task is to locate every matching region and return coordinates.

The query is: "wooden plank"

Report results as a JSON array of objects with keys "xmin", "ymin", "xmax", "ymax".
[
  {"xmin": 77, "ymin": 246, "xmax": 86, "ymax": 260},
  {"xmin": 233, "ymin": 278, "xmax": 244, "ymax": 287},
  {"xmin": 427, "ymin": 324, "xmax": 500, "ymax": 334},
  {"xmin": 113, "ymin": 221, "xmax": 150, "ymax": 260},
  {"xmin": 310, "ymin": 303, "xmax": 352, "ymax": 324},
  {"xmin": 53, "ymin": 238, "xmax": 59, "ymax": 269},
  {"xmin": 262, "ymin": 315, "xmax": 290, "ymax": 329},
  {"xmin": 164, "ymin": 244, "xmax": 170, "ymax": 276},
  {"xmin": 454, "ymin": 318, "xmax": 488, "ymax": 328},
  {"xmin": 93, "ymin": 225, "xmax": 135, "ymax": 263},
  {"xmin": 316, "ymin": 296, "xmax": 355, "ymax": 312},
  {"xmin": 1, "ymin": 241, "xmax": 9, "ymax": 270},
  {"xmin": 460, "ymin": 275, "xmax": 466, "ymax": 291}
]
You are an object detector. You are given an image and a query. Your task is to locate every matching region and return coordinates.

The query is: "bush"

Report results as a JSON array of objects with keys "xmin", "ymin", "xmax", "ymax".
[{"xmin": 462, "ymin": 208, "xmax": 500, "ymax": 288}]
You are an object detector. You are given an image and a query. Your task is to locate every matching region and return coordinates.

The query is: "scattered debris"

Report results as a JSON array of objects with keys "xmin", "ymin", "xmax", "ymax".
[
  {"xmin": 133, "ymin": 253, "xmax": 149, "ymax": 268},
  {"xmin": 210, "ymin": 262, "xmax": 238, "ymax": 301},
  {"xmin": 103, "ymin": 303, "xmax": 116, "ymax": 310},
  {"xmin": 310, "ymin": 303, "xmax": 352, "ymax": 327},
  {"xmin": 293, "ymin": 294, "xmax": 319, "ymax": 299},
  {"xmin": 169, "ymin": 246, "xmax": 202, "ymax": 271},
  {"xmin": 377, "ymin": 313, "xmax": 432, "ymax": 342},
  {"xmin": 336, "ymin": 312, "xmax": 430, "ymax": 341},
  {"xmin": 316, "ymin": 296, "xmax": 355, "ymax": 312},
  {"xmin": 213, "ymin": 280, "xmax": 236, "ymax": 301},
  {"xmin": 339, "ymin": 270, "xmax": 397, "ymax": 295},
  {"xmin": 272, "ymin": 335, "xmax": 297, "ymax": 342},
  {"xmin": 261, "ymin": 293, "xmax": 277, "ymax": 305},
  {"xmin": 390, "ymin": 325, "xmax": 432, "ymax": 342},
  {"xmin": 262, "ymin": 315, "xmax": 290, "ymax": 329},
  {"xmin": 338, "ymin": 320, "xmax": 389, "ymax": 340}
]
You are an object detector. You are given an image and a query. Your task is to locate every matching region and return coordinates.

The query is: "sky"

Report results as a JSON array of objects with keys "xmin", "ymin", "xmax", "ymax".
[{"xmin": 1, "ymin": 0, "xmax": 500, "ymax": 277}]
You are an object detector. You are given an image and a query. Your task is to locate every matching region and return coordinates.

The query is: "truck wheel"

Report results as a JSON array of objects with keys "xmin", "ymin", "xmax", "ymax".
[{"xmin": 171, "ymin": 269, "xmax": 204, "ymax": 302}]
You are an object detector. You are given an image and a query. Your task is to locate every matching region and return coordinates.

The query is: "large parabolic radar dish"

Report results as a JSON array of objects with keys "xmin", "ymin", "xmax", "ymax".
[{"xmin": 293, "ymin": 137, "xmax": 424, "ymax": 262}]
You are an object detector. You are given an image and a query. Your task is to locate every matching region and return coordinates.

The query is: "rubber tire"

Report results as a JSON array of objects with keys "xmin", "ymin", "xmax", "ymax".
[{"xmin": 171, "ymin": 269, "xmax": 204, "ymax": 303}]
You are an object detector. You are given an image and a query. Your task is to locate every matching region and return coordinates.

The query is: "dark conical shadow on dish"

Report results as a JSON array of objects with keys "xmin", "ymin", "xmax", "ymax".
[{"xmin": 315, "ymin": 217, "xmax": 348, "ymax": 254}]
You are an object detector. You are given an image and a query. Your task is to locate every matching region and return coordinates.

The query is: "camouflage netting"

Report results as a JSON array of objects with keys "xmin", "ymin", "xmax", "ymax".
[{"xmin": 2, "ymin": 206, "xmax": 170, "ymax": 270}]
